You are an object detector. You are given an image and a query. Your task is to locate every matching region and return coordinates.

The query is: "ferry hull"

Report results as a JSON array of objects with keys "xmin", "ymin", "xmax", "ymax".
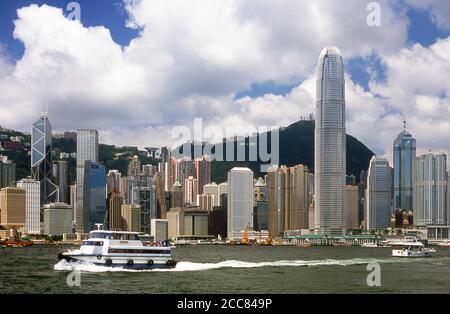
[{"xmin": 59, "ymin": 253, "xmax": 177, "ymax": 269}]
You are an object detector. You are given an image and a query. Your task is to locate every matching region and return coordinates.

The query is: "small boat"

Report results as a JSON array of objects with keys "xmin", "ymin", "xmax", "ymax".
[
  {"xmin": 58, "ymin": 230, "xmax": 177, "ymax": 269},
  {"xmin": 438, "ymin": 241, "xmax": 450, "ymax": 247},
  {"xmin": 0, "ymin": 240, "xmax": 34, "ymax": 248},
  {"xmin": 361, "ymin": 243, "xmax": 380, "ymax": 248},
  {"xmin": 391, "ymin": 241, "xmax": 434, "ymax": 257}
]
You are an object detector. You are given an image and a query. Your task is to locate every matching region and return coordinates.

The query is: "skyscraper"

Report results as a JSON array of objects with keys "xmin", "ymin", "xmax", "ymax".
[
  {"xmin": 53, "ymin": 160, "xmax": 68, "ymax": 204},
  {"xmin": 366, "ymin": 156, "xmax": 391, "ymax": 230},
  {"xmin": 17, "ymin": 178, "xmax": 41, "ymax": 234},
  {"xmin": 227, "ymin": 167, "xmax": 253, "ymax": 240},
  {"xmin": 195, "ymin": 156, "xmax": 211, "ymax": 195},
  {"xmin": 75, "ymin": 130, "xmax": 99, "ymax": 233},
  {"xmin": 0, "ymin": 155, "xmax": 16, "ymax": 188},
  {"xmin": 83, "ymin": 161, "xmax": 107, "ymax": 231},
  {"xmin": 267, "ymin": 165, "xmax": 310, "ymax": 238},
  {"xmin": 413, "ymin": 152, "xmax": 447, "ymax": 226},
  {"xmin": 314, "ymin": 46, "xmax": 346, "ymax": 236},
  {"xmin": 393, "ymin": 121, "xmax": 416, "ymax": 213},
  {"xmin": 31, "ymin": 113, "xmax": 59, "ymax": 205},
  {"xmin": 184, "ymin": 176, "xmax": 199, "ymax": 205}
]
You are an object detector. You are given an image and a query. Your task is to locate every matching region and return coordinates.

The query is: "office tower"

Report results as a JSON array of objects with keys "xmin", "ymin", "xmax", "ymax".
[
  {"xmin": 414, "ymin": 152, "xmax": 447, "ymax": 226},
  {"xmin": 43, "ymin": 203, "xmax": 72, "ymax": 235},
  {"xmin": 151, "ymin": 219, "xmax": 169, "ymax": 242},
  {"xmin": 53, "ymin": 160, "xmax": 68, "ymax": 204},
  {"xmin": 160, "ymin": 147, "xmax": 169, "ymax": 191},
  {"xmin": 197, "ymin": 194, "xmax": 214, "ymax": 211},
  {"xmin": 366, "ymin": 156, "xmax": 391, "ymax": 230},
  {"xmin": 69, "ymin": 184, "xmax": 76, "ymax": 224},
  {"xmin": 253, "ymin": 178, "xmax": 267, "ymax": 207},
  {"xmin": 177, "ymin": 158, "xmax": 195, "ymax": 186},
  {"xmin": 254, "ymin": 201, "xmax": 269, "ymax": 231},
  {"xmin": 76, "ymin": 130, "xmax": 99, "ymax": 233},
  {"xmin": 167, "ymin": 157, "xmax": 178, "ymax": 192},
  {"xmin": 108, "ymin": 193, "xmax": 123, "ymax": 230},
  {"xmin": 204, "ymin": 182, "xmax": 220, "ymax": 206},
  {"xmin": 0, "ymin": 156, "xmax": 16, "ymax": 188},
  {"xmin": 154, "ymin": 172, "xmax": 167, "ymax": 220},
  {"xmin": 267, "ymin": 165, "xmax": 310, "ymax": 238},
  {"xmin": 31, "ymin": 113, "xmax": 59, "ymax": 205},
  {"xmin": 120, "ymin": 176, "xmax": 136, "ymax": 205},
  {"xmin": 127, "ymin": 155, "xmax": 141, "ymax": 177},
  {"xmin": 314, "ymin": 46, "xmax": 346, "ymax": 236},
  {"xmin": 358, "ymin": 170, "xmax": 368, "ymax": 226},
  {"xmin": 218, "ymin": 182, "xmax": 228, "ymax": 205},
  {"xmin": 227, "ymin": 167, "xmax": 253, "ymax": 239},
  {"xmin": 169, "ymin": 181, "xmax": 183, "ymax": 209},
  {"xmin": 184, "ymin": 210, "xmax": 209, "ymax": 236},
  {"xmin": 121, "ymin": 204, "xmax": 141, "ymax": 232},
  {"xmin": 393, "ymin": 121, "xmax": 416, "ymax": 212},
  {"xmin": 195, "ymin": 156, "xmax": 211, "ymax": 195},
  {"xmin": 345, "ymin": 185, "xmax": 359, "ymax": 229},
  {"xmin": 17, "ymin": 178, "xmax": 41, "ymax": 234},
  {"xmin": 184, "ymin": 176, "xmax": 198, "ymax": 205},
  {"xmin": 167, "ymin": 207, "xmax": 185, "ymax": 240},
  {"xmin": 139, "ymin": 184, "xmax": 157, "ymax": 234},
  {"xmin": 0, "ymin": 187, "xmax": 26, "ymax": 228},
  {"xmin": 447, "ymin": 171, "xmax": 450, "ymax": 226},
  {"xmin": 107, "ymin": 170, "xmax": 121, "ymax": 194},
  {"xmin": 82, "ymin": 161, "xmax": 106, "ymax": 231}
]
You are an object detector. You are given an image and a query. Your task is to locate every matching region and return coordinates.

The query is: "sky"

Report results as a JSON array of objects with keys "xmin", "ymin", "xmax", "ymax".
[{"xmin": 0, "ymin": 0, "xmax": 449, "ymax": 164}]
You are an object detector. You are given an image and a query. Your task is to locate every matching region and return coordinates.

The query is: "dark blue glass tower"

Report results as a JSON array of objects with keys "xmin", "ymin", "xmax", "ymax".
[{"xmin": 393, "ymin": 121, "xmax": 416, "ymax": 213}]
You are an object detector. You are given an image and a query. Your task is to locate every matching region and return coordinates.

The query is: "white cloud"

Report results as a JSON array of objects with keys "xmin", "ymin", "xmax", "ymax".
[{"xmin": 0, "ymin": 0, "xmax": 448, "ymax": 165}]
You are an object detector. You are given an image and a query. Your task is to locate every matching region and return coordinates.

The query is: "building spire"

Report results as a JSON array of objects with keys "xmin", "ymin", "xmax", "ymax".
[{"xmin": 403, "ymin": 113, "xmax": 407, "ymax": 132}]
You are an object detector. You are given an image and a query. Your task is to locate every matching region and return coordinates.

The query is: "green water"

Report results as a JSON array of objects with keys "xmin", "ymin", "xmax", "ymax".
[{"xmin": 1, "ymin": 244, "xmax": 450, "ymax": 294}]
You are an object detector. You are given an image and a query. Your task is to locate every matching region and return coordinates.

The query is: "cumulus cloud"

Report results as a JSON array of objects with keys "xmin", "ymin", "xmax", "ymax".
[{"xmin": 0, "ymin": 0, "xmax": 448, "ymax": 165}]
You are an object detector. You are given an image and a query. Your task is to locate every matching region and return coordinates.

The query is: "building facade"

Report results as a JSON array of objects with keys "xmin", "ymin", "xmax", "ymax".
[
  {"xmin": 393, "ymin": 125, "xmax": 416, "ymax": 212},
  {"xmin": 17, "ymin": 178, "xmax": 41, "ymax": 234},
  {"xmin": 43, "ymin": 203, "xmax": 72, "ymax": 235},
  {"xmin": 414, "ymin": 152, "xmax": 447, "ymax": 226},
  {"xmin": 0, "ymin": 156, "xmax": 16, "ymax": 188},
  {"xmin": 0, "ymin": 187, "xmax": 26, "ymax": 228},
  {"xmin": 227, "ymin": 167, "xmax": 254, "ymax": 239},
  {"xmin": 75, "ymin": 130, "xmax": 99, "ymax": 233},
  {"xmin": 31, "ymin": 114, "xmax": 59, "ymax": 205},
  {"xmin": 366, "ymin": 156, "xmax": 392, "ymax": 230},
  {"xmin": 314, "ymin": 46, "xmax": 346, "ymax": 236}
]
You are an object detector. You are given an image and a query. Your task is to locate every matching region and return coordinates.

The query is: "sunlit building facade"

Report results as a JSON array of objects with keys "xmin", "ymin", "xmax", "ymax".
[{"xmin": 314, "ymin": 46, "xmax": 346, "ymax": 235}]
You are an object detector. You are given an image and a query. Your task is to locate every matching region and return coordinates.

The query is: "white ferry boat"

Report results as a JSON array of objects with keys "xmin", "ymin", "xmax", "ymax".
[
  {"xmin": 58, "ymin": 230, "xmax": 177, "ymax": 269},
  {"xmin": 391, "ymin": 241, "xmax": 434, "ymax": 258}
]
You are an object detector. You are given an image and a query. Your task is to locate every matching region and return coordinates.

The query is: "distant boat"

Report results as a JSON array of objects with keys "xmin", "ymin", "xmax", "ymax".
[
  {"xmin": 391, "ymin": 241, "xmax": 434, "ymax": 258},
  {"xmin": 360, "ymin": 243, "xmax": 381, "ymax": 248},
  {"xmin": 438, "ymin": 241, "xmax": 450, "ymax": 247}
]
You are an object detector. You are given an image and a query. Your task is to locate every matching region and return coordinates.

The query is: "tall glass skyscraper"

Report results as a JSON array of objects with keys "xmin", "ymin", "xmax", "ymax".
[
  {"xmin": 83, "ymin": 161, "xmax": 106, "ymax": 231},
  {"xmin": 76, "ymin": 130, "xmax": 99, "ymax": 232},
  {"xmin": 366, "ymin": 156, "xmax": 392, "ymax": 230},
  {"xmin": 413, "ymin": 152, "xmax": 447, "ymax": 226},
  {"xmin": 393, "ymin": 123, "xmax": 416, "ymax": 213},
  {"xmin": 314, "ymin": 46, "xmax": 346, "ymax": 236},
  {"xmin": 31, "ymin": 113, "xmax": 59, "ymax": 205}
]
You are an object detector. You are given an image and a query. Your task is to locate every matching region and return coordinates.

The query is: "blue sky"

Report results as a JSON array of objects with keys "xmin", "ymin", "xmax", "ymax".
[{"xmin": 0, "ymin": 0, "xmax": 449, "ymax": 158}]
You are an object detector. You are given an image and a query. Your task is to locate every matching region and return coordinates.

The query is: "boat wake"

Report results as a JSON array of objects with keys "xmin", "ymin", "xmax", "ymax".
[{"xmin": 54, "ymin": 257, "xmax": 417, "ymax": 273}]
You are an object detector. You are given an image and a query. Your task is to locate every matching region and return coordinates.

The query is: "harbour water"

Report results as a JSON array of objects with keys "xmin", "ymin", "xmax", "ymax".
[{"xmin": 1, "ymin": 244, "xmax": 450, "ymax": 294}]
